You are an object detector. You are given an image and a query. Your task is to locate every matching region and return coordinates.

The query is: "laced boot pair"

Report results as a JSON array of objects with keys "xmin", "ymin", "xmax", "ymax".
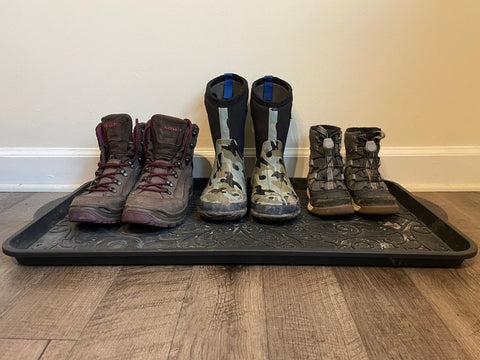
[
  {"xmin": 199, "ymin": 73, "xmax": 300, "ymax": 222},
  {"xmin": 69, "ymin": 114, "xmax": 199, "ymax": 227},
  {"xmin": 307, "ymin": 126, "xmax": 399, "ymax": 216}
]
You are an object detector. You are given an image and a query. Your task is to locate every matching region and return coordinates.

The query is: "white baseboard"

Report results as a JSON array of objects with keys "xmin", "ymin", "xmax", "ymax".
[{"xmin": 0, "ymin": 146, "xmax": 479, "ymax": 192}]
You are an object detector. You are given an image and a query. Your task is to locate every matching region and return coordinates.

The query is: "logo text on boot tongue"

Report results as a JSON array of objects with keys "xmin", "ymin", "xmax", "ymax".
[{"xmin": 163, "ymin": 125, "xmax": 183, "ymax": 132}]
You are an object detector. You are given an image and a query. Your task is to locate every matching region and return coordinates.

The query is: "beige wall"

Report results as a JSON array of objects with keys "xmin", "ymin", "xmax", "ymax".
[{"xmin": 1, "ymin": 0, "xmax": 479, "ymax": 151}]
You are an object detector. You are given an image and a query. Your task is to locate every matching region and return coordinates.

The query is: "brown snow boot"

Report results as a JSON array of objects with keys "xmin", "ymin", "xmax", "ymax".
[
  {"xmin": 122, "ymin": 114, "xmax": 199, "ymax": 227},
  {"xmin": 68, "ymin": 114, "xmax": 144, "ymax": 223}
]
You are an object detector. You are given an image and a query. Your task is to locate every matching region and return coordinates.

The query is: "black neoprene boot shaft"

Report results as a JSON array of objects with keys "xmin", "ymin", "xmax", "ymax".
[
  {"xmin": 250, "ymin": 76, "xmax": 293, "ymax": 158},
  {"xmin": 204, "ymin": 73, "xmax": 249, "ymax": 157}
]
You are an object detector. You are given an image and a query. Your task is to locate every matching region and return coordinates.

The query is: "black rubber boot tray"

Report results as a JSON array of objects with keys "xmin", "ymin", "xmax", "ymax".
[{"xmin": 2, "ymin": 179, "xmax": 477, "ymax": 266}]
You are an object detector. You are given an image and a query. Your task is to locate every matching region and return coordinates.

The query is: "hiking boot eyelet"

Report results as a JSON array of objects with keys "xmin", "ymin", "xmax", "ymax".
[
  {"xmin": 108, "ymin": 187, "xmax": 116, "ymax": 193},
  {"xmin": 165, "ymin": 189, "xmax": 171, "ymax": 195},
  {"xmin": 185, "ymin": 157, "xmax": 191, "ymax": 164},
  {"xmin": 114, "ymin": 179, "xmax": 122, "ymax": 185},
  {"xmin": 192, "ymin": 130, "xmax": 198, "ymax": 136},
  {"xmin": 189, "ymin": 143, "xmax": 194, "ymax": 148}
]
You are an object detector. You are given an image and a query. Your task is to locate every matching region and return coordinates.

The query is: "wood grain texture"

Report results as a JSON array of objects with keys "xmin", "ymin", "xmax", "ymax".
[
  {"xmin": 0, "ymin": 193, "xmax": 31, "ymax": 214},
  {"xmin": 262, "ymin": 266, "xmax": 368, "ymax": 360},
  {"xmin": 406, "ymin": 192, "xmax": 480, "ymax": 360},
  {"xmin": 0, "ymin": 338, "xmax": 48, "ymax": 360},
  {"xmin": 0, "ymin": 193, "xmax": 68, "ymax": 317},
  {"xmin": 39, "ymin": 340, "xmax": 76, "ymax": 360},
  {"xmin": 68, "ymin": 265, "xmax": 192, "ymax": 360},
  {"xmin": 168, "ymin": 265, "xmax": 268, "ymax": 360},
  {"xmin": 0, "ymin": 193, "xmax": 67, "ymax": 225},
  {"xmin": 0, "ymin": 253, "xmax": 53, "ymax": 317},
  {"xmin": 334, "ymin": 266, "xmax": 470, "ymax": 360},
  {"xmin": 0, "ymin": 265, "xmax": 120, "ymax": 339}
]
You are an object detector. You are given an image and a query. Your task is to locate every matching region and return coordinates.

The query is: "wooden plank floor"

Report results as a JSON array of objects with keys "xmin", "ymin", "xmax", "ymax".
[{"xmin": 0, "ymin": 191, "xmax": 478, "ymax": 360}]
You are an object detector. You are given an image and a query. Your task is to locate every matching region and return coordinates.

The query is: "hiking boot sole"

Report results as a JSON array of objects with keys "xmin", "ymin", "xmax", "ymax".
[
  {"xmin": 353, "ymin": 202, "xmax": 400, "ymax": 215},
  {"xmin": 307, "ymin": 202, "xmax": 355, "ymax": 216},
  {"xmin": 68, "ymin": 206, "xmax": 122, "ymax": 224},
  {"xmin": 122, "ymin": 206, "xmax": 188, "ymax": 227}
]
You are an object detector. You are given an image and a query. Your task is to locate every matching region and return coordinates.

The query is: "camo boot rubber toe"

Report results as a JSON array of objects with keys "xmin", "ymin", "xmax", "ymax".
[
  {"xmin": 199, "ymin": 139, "xmax": 247, "ymax": 220},
  {"xmin": 250, "ymin": 140, "xmax": 300, "ymax": 221}
]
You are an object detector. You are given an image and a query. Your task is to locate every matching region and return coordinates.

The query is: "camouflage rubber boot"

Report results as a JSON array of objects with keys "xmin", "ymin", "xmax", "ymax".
[
  {"xmin": 69, "ymin": 114, "xmax": 144, "ymax": 223},
  {"xmin": 199, "ymin": 73, "xmax": 249, "ymax": 220},
  {"xmin": 122, "ymin": 114, "xmax": 199, "ymax": 227},
  {"xmin": 344, "ymin": 127, "xmax": 399, "ymax": 215},
  {"xmin": 307, "ymin": 125, "xmax": 354, "ymax": 216},
  {"xmin": 249, "ymin": 76, "xmax": 300, "ymax": 221}
]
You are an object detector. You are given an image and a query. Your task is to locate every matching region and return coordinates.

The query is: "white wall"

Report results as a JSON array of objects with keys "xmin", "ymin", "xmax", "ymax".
[{"xmin": 1, "ymin": 1, "xmax": 480, "ymax": 191}]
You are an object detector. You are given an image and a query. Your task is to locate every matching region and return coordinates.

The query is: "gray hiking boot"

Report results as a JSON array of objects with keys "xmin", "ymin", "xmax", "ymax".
[
  {"xmin": 199, "ymin": 73, "xmax": 249, "ymax": 220},
  {"xmin": 68, "ymin": 114, "xmax": 144, "ymax": 224},
  {"xmin": 307, "ymin": 125, "xmax": 354, "ymax": 216},
  {"xmin": 122, "ymin": 114, "xmax": 199, "ymax": 227},
  {"xmin": 250, "ymin": 76, "xmax": 300, "ymax": 221},
  {"xmin": 344, "ymin": 127, "xmax": 399, "ymax": 215}
]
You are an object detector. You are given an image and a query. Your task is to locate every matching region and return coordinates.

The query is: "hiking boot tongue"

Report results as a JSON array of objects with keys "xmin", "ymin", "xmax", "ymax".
[
  {"xmin": 150, "ymin": 115, "xmax": 188, "ymax": 161},
  {"xmin": 101, "ymin": 114, "xmax": 132, "ymax": 159}
]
